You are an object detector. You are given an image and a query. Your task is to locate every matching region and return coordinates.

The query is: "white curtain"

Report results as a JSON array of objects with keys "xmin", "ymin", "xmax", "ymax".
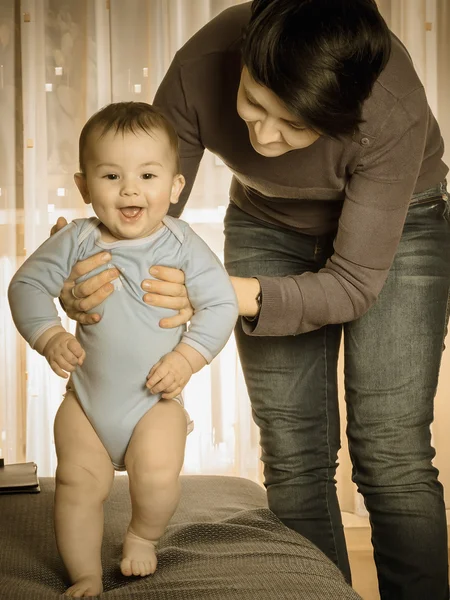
[
  {"xmin": 0, "ymin": 1, "xmax": 448, "ymax": 522},
  {"xmin": 1, "ymin": 0, "xmax": 259, "ymax": 481}
]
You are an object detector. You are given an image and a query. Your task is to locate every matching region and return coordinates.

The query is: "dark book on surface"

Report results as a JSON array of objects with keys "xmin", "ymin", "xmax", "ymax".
[{"xmin": 0, "ymin": 459, "xmax": 40, "ymax": 494}]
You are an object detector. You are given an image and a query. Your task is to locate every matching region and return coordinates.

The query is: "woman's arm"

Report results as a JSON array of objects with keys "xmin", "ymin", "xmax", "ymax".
[
  {"xmin": 143, "ymin": 266, "xmax": 261, "ymax": 327},
  {"xmin": 229, "ymin": 275, "xmax": 261, "ymax": 318}
]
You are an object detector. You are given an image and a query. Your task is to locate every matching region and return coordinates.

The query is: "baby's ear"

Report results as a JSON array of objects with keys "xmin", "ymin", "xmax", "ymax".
[
  {"xmin": 170, "ymin": 174, "xmax": 185, "ymax": 205},
  {"xmin": 74, "ymin": 173, "xmax": 91, "ymax": 204}
]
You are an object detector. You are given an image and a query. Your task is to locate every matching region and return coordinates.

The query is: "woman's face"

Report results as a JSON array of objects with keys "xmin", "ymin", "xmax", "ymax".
[{"xmin": 236, "ymin": 67, "xmax": 321, "ymax": 157}]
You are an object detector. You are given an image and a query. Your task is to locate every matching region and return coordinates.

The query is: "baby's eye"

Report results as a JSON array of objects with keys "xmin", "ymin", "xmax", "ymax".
[
  {"xmin": 105, "ymin": 174, "xmax": 119, "ymax": 180},
  {"xmin": 142, "ymin": 173, "xmax": 155, "ymax": 180}
]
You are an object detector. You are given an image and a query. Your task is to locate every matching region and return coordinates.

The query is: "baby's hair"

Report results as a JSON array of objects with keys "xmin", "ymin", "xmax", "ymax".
[{"xmin": 79, "ymin": 101, "xmax": 180, "ymax": 173}]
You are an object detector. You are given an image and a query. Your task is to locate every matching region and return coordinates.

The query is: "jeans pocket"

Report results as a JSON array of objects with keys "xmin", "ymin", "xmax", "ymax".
[
  {"xmin": 443, "ymin": 191, "xmax": 450, "ymax": 222},
  {"xmin": 406, "ymin": 191, "xmax": 450, "ymax": 228},
  {"xmin": 443, "ymin": 184, "xmax": 450, "ymax": 349}
]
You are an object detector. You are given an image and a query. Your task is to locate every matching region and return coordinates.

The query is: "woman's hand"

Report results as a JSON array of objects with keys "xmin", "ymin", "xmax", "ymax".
[
  {"xmin": 51, "ymin": 217, "xmax": 119, "ymax": 324},
  {"xmin": 142, "ymin": 266, "xmax": 194, "ymax": 328},
  {"xmin": 142, "ymin": 267, "xmax": 261, "ymax": 328}
]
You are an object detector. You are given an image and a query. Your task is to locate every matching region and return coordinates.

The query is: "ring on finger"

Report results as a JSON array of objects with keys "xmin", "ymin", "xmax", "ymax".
[{"xmin": 71, "ymin": 286, "xmax": 82, "ymax": 300}]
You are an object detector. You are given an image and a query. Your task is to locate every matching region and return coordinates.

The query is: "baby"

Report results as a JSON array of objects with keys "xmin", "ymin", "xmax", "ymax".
[{"xmin": 8, "ymin": 102, "xmax": 238, "ymax": 598}]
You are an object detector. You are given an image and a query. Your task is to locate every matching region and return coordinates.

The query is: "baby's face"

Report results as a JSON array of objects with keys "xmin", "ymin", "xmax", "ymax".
[{"xmin": 77, "ymin": 127, "xmax": 184, "ymax": 240}]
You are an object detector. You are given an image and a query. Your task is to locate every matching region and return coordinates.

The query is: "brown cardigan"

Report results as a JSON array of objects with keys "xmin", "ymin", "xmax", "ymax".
[{"xmin": 154, "ymin": 2, "xmax": 448, "ymax": 336}]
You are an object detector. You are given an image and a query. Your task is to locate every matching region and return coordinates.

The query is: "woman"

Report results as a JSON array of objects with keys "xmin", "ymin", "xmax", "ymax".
[{"xmin": 53, "ymin": 1, "xmax": 450, "ymax": 597}]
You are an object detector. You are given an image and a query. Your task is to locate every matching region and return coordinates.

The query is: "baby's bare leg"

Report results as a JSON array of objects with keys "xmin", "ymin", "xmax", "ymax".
[
  {"xmin": 121, "ymin": 399, "xmax": 187, "ymax": 577},
  {"xmin": 54, "ymin": 392, "xmax": 114, "ymax": 597}
]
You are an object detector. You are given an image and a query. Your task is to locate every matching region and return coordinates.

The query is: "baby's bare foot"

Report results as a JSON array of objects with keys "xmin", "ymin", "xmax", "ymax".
[
  {"xmin": 121, "ymin": 529, "xmax": 158, "ymax": 577},
  {"xmin": 64, "ymin": 574, "xmax": 103, "ymax": 597}
]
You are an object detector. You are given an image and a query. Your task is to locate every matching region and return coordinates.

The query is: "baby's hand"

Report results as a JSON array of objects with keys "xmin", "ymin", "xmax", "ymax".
[
  {"xmin": 146, "ymin": 351, "xmax": 193, "ymax": 399},
  {"xmin": 43, "ymin": 332, "xmax": 86, "ymax": 379}
]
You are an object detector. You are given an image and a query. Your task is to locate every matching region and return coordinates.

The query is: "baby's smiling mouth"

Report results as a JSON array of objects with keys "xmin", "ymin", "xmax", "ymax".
[{"xmin": 119, "ymin": 206, "xmax": 143, "ymax": 219}]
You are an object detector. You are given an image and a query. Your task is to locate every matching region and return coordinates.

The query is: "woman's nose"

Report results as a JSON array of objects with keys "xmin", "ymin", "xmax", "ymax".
[{"xmin": 253, "ymin": 118, "xmax": 282, "ymax": 145}]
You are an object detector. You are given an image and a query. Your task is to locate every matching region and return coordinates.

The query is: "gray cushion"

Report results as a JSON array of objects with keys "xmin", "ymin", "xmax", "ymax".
[{"xmin": 0, "ymin": 475, "xmax": 362, "ymax": 599}]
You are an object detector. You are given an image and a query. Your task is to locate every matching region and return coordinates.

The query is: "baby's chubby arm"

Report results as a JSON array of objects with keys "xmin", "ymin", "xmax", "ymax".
[
  {"xmin": 34, "ymin": 325, "xmax": 86, "ymax": 379},
  {"xmin": 144, "ymin": 220, "xmax": 238, "ymax": 400},
  {"xmin": 146, "ymin": 343, "xmax": 206, "ymax": 399},
  {"xmin": 8, "ymin": 220, "xmax": 90, "ymax": 377}
]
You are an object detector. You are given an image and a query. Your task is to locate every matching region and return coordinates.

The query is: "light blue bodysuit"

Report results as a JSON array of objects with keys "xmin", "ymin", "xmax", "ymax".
[{"xmin": 9, "ymin": 216, "xmax": 239, "ymax": 469}]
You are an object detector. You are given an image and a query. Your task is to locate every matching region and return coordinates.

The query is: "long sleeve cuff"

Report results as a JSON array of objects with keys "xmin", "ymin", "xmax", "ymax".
[{"xmin": 241, "ymin": 275, "xmax": 304, "ymax": 337}]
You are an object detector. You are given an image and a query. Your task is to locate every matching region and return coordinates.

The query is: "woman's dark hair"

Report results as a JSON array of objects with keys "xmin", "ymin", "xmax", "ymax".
[{"xmin": 242, "ymin": 0, "xmax": 392, "ymax": 137}]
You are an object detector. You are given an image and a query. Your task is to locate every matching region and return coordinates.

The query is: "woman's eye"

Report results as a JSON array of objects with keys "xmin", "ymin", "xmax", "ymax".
[
  {"xmin": 142, "ymin": 173, "xmax": 155, "ymax": 180},
  {"xmin": 246, "ymin": 95, "xmax": 260, "ymax": 108},
  {"xmin": 288, "ymin": 123, "xmax": 307, "ymax": 131}
]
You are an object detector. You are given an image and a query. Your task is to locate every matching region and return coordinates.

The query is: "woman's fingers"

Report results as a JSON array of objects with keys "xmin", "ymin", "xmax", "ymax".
[
  {"xmin": 58, "ymin": 252, "xmax": 118, "ymax": 323},
  {"xmin": 68, "ymin": 311, "xmax": 102, "ymax": 326},
  {"xmin": 149, "ymin": 265, "xmax": 186, "ymax": 284},
  {"xmin": 60, "ymin": 283, "xmax": 113, "ymax": 320},
  {"xmin": 142, "ymin": 274, "xmax": 187, "ymax": 300},
  {"xmin": 142, "ymin": 290, "xmax": 190, "ymax": 311},
  {"xmin": 71, "ymin": 271, "xmax": 118, "ymax": 306},
  {"xmin": 159, "ymin": 307, "xmax": 194, "ymax": 329},
  {"xmin": 50, "ymin": 216, "xmax": 68, "ymax": 236},
  {"xmin": 67, "ymin": 252, "xmax": 113, "ymax": 282},
  {"xmin": 142, "ymin": 290, "xmax": 194, "ymax": 327},
  {"xmin": 144, "ymin": 279, "xmax": 187, "ymax": 298},
  {"xmin": 142, "ymin": 268, "xmax": 189, "ymax": 310},
  {"xmin": 60, "ymin": 266, "xmax": 118, "ymax": 320},
  {"xmin": 142, "ymin": 266, "xmax": 193, "ymax": 328}
]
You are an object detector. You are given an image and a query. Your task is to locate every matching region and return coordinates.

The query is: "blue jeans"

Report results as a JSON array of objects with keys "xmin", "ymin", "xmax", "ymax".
[{"xmin": 224, "ymin": 183, "xmax": 450, "ymax": 600}]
